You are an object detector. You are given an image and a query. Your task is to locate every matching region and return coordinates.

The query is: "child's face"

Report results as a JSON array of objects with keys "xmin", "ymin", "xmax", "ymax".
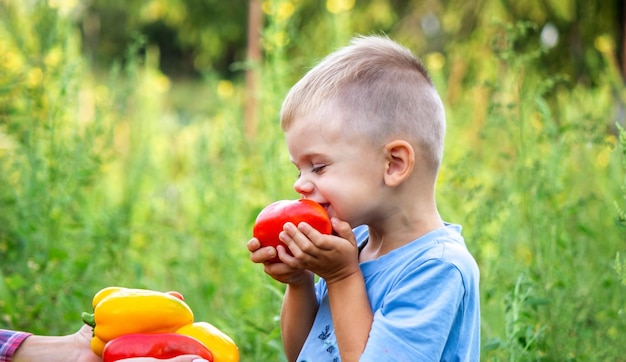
[{"xmin": 285, "ymin": 114, "xmax": 389, "ymax": 227}]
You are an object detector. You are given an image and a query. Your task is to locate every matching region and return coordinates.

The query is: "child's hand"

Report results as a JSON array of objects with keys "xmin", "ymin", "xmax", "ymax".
[
  {"xmin": 247, "ymin": 237, "xmax": 313, "ymax": 285},
  {"xmin": 279, "ymin": 217, "xmax": 360, "ymax": 284},
  {"xmin": 247, "ymin": 237, "xmax": 278, "ymax": 263}
]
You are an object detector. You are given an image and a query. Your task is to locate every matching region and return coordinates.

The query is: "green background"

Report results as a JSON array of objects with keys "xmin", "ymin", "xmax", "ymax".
[{"xmin": 1, "ymin": 0, "xmax": 625, "ymax": 360}]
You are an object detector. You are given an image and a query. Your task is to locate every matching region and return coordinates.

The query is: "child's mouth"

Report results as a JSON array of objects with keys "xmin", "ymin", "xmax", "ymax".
[{"xmin": 320, "ymin": 203, "xmax": 331, "ymax": 214}]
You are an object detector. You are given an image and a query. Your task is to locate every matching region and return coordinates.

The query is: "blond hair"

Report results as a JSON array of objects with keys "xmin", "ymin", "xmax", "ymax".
[{"xmin": 280, "ymin": 35, "xmax": 446, "ymax": 173}]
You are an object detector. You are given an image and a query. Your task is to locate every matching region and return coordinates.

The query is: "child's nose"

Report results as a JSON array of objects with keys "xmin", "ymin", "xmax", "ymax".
[{"xmin": 293, "ymin": 176, "xmax": 314, "ymax": 195}]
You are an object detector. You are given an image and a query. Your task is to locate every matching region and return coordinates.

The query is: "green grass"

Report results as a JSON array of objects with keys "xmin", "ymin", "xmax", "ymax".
[{"xmin": 1, "ymin": 2, "xmax": 625, "ymax": 361}]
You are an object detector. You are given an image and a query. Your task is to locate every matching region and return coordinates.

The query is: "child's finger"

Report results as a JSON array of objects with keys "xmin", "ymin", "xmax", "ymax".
[{"xmin": 331, "ymin": 218, "xmax": 357, "ymax": 246}]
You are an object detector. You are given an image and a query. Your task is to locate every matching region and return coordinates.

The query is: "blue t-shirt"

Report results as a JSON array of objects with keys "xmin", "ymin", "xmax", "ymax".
[{"xmin": 296, "ymin": 223, "xmax": 480, "ymax": 362}]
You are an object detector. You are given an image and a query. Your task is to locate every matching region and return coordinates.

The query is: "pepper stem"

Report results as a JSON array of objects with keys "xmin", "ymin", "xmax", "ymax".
[{"xmin": 81, "ymin": 312, "xmax": 95, "ymax": 327}]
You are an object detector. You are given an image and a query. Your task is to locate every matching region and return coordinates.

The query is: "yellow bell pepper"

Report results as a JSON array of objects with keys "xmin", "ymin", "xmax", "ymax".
[
  {"xmin": 91, "ymin": 286, "xmax": 126, "ymax": 308},
  {"xmin": 89, "ymin": 335, "xmax": 106, "ymax": 356},
  {"xmin": 82, "ymin": 287, "xmax": 194, "ymax": 356},
  {"xmin": 176, "ymin": 322, "xmax": 240, "ymax": 362}
]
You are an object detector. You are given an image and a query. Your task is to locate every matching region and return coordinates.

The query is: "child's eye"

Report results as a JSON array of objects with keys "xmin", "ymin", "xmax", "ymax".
[{"xmin": 312, "ymin": 164, "xmax": 327, "ymax": 174}]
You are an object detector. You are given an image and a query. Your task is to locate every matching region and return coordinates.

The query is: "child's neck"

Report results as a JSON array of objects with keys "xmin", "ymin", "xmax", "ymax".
[{"xmin": 360, "ymin": 212, "xmax": 443, "ymax": 262}]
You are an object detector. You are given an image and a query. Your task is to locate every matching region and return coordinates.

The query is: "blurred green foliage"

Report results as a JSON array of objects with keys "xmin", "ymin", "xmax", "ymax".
[
  {"xmin": 78, "ymin": 0, "xmax": 619, "ymax": 86},
  {"xmin": 81, "ymin": 0, "xmax": 250, "ymax": 76},
  {"xmin": 1, "ymin": 0, "xmax": 625, "ymax": 361}
]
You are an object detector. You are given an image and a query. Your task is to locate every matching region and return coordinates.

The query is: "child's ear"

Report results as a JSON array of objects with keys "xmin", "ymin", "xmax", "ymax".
[{"xmin": 383, "ymin": 140, "xmax": 415, "ymax": 187}]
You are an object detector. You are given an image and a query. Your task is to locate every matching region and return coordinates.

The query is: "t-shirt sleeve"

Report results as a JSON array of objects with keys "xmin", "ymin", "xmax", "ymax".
[
  {"xmin": 359, "ymin": 259, "xmax": 468, "ymax": 362},
  {"xmin": 0, "ymin": 329, "xmax": 32, "ymax": 362}
]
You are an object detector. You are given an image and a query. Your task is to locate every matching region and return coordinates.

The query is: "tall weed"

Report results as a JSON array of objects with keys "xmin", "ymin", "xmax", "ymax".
[
  {"xmin": 0, "ymin": 1, "xmax": 107, "ymax": 331},
  {"xmin": 1, "ymin": 3, "xmax": 625, "ymax": 361},
  {"xmin": 437, "ymin": 21, "xmax": 625, "ymax": 360}
]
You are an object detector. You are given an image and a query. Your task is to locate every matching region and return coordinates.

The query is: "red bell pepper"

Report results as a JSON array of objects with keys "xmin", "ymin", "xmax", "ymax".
[
  {"xmin": 253, "ymin": 199, "xmax": 332, "ymax": 263},
  {"xmin": 102, "ymin": 333, "xmax": 214, "ymax": 362}
]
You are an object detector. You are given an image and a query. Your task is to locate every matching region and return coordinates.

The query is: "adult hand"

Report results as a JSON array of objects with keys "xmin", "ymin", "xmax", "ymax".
[
  {"xmin": 73, "ymin": 324, "xmax": 102, "ymax": 362},
  {"xmin": 12, "ymin": 324, "xmax": 100, "ymax": 362}
]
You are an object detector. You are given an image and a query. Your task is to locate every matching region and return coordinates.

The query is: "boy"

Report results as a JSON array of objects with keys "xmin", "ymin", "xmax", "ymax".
[{"xmin": 247, "ymin": 35, "xmax": 480, "ymax": 361}]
